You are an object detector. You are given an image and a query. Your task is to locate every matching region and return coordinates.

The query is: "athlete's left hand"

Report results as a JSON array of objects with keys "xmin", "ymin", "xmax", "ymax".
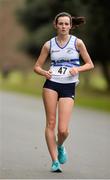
[{"xmin": 69, "ymin": 67, "xmax": 79, "ymax": 76}]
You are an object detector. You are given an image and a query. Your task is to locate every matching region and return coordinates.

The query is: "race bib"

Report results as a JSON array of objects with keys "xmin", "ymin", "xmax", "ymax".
[{"xmin": 50, "ymin": 66, "xmax": 71, "ymax": 77}]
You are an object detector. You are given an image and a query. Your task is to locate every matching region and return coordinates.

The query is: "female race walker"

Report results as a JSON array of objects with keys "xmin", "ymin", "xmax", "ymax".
[{"xmin": 34, "ymin": 12, "xmax": 94, "ymax": 172}]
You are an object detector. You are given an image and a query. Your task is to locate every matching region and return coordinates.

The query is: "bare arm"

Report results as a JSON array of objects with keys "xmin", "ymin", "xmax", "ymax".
[
  {"xmin": 70, "ymin": 39, "xmax": 94, "ymax": 75},
  {"xmin": 34, "ymin": 41, "xmax": 52, "ymax": 79}
]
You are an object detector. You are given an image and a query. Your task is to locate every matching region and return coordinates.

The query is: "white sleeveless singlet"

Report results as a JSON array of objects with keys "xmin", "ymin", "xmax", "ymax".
[{"xmin": 50, "ymin": 35, "xmax": 80, "ymax": 84}]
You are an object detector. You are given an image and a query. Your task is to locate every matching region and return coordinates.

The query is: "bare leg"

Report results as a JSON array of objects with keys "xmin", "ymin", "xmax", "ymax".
[
  {"xmin": 57, "ymin": 98, "xmax": 74, "ymax": 146},
  {"xmin": 43, "ymin": 88, "xmax": 58, "ymax": 161}
]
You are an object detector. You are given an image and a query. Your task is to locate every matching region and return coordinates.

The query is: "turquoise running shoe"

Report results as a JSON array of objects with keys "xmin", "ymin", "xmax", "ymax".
[
  {"xmin": 57, "ymin": 145, "xmax": 68, "ymax": 164},
  {"xmin": 51, "ymin": 160, "xmax": 62, "ymax": 172}
]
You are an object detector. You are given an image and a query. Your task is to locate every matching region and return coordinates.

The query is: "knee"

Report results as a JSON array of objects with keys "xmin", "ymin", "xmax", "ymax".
[
  {"xmin": 46, "ymin": 116, "xmax": 56, "ymax": 130},
  {"xmin": 58, "ymin": 129, "xmax": 69, "ymax": 138}
]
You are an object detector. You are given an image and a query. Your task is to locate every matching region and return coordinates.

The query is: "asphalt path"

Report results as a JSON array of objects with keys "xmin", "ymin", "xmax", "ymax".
[{"xmin": 0, "ymin": 91, "xmax": 110, "ymax": 179}]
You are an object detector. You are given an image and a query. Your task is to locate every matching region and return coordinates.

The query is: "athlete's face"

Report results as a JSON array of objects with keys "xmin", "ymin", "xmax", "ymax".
[{"xmin": 55, "ymin": 16, "xmax": 72, "ymax": 35}]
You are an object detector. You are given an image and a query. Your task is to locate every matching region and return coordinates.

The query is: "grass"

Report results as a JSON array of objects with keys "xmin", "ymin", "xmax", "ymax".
[
  {"xmin": 0, "ymin": 70, "xmax": 110, "ymax": 112},
  {"xmin": 0, "ymin": 71, "xmax": 44, "ymax": 96},
  {"xmin": 76, "ymin": 87, "xmax": 110, "ymax": 112}
]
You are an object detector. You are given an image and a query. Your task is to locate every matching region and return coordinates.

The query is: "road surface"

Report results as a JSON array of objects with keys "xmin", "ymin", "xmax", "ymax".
[{"xmin": 0, "ymin": 91, "xmax": 110, "ymax": 179}]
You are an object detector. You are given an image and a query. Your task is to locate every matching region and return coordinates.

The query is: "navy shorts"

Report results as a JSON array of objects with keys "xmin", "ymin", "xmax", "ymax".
[{"xmin": 43, "ymin": 79, "xmax": 76, "ymax": 100}]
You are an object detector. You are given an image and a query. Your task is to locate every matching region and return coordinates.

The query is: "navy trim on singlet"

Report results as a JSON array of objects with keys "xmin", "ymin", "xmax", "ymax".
[
  {"xmin": 51, "ymin": 59, "xmax": 80, "ymax": 67},
  {"xmin": 50, "ymin": 64, "xmax": 80, "ymax": 67},
  {"xmin": 55, "ymin": 35, "xmax": 72, "ymax": 49},
  {"xmin": 49, "ymin": 40, "xmax": 52, "ymax": 53},
  {"xmin": 74, "ymin": 37, "xmax": 80, "ymax": 52}
]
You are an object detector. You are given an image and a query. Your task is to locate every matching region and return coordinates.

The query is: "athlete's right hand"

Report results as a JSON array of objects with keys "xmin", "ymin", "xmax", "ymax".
[{"xmin": 44, "ymin": 70, "xmax": 52, "ymax": 79}]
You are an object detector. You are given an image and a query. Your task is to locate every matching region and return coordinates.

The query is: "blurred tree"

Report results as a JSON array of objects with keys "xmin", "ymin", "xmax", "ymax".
[{"xmin": 81, "ymin": 0, "xmax": 110, "ymax": 90}]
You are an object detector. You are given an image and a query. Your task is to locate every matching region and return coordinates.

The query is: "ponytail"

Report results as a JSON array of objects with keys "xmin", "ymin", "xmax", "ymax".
[{"xmin": 72, "ymin": 17, "xmax": 86, "ymax": 29}]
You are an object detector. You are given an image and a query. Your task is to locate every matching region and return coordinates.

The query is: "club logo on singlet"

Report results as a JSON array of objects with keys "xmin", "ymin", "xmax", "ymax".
[
  {"xmin": 51, "ymin": 50, "xmax": 60, "ymax": 53},
  {"xmin": 66, "ymin": 48, "xmax": 74, "ymax": 54}
]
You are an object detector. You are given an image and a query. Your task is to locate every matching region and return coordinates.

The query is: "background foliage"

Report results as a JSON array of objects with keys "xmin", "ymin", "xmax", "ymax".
[{"xmin": 16, "ymin": 0, "xmax": 110, "ymax": 90}]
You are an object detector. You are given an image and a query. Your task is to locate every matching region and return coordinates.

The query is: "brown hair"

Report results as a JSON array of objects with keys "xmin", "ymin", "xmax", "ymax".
[
  {"xmin": 54, "ymin": 12, "xmax": 86, "ymax": 29},
  {"xmin": 72, "ymin": 16, "xmax": 86, "ymax": 28}
]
